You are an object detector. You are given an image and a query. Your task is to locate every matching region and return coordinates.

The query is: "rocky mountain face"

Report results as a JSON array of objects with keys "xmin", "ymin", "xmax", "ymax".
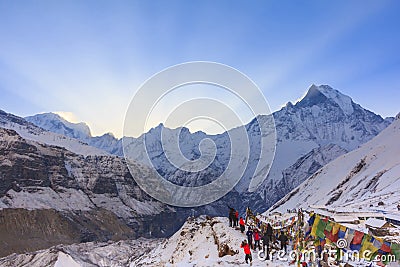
[
  {"xmin": 0, "ymin": 127, "xmax": 188, "ymax": 257},
  {"xmin": 0, "ymin": 208, "xmax": 136, "ymax": 258},
  {"xmin": 24, "ymin": 85, "xmax": 393, "ymax": 215}
]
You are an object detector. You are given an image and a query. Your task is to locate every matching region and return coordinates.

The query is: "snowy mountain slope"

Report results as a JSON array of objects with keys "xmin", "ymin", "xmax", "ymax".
[
  {"xmin": 268, "ymin": 113, "xmax": 400, "ymax": 213},
  {"xmin": 0, "ymin": 110, "xmax": 107, "ymax": 156},
  {"xmin": 267, "ymin": 144, "xmax": 348, "ymax": 202},
  {"xmin": 255, "ymin": 84, "xmax": 391, "ymax": 208}
]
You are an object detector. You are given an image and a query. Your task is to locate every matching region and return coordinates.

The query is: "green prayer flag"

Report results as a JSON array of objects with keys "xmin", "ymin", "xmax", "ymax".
[
  {"xmin": 325, "ymin": 221, "xmax": 333, "ymax": 232},
  {"xmin": 391, "ymin": 242, "xmax": 400, "ymax": 262},
  {"xmin": 316, "ymin": 219, "xmax": 327, "ymax": 239}
]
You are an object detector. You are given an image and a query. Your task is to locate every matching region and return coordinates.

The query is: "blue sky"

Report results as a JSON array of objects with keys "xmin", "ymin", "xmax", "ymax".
[{"xmin": 0, "ymin": 0, "xmax": 399, "ymax": 137}]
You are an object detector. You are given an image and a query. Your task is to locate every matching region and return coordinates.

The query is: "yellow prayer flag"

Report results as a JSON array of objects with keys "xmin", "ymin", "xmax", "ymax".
[
  {"xmin": 360, "ymin": 235, "xmax": 379, "ymax": 260},
  {"xmin": 311, "ymin": 215, "xmax": 320, "ymax": 237},
  {"xmin": 332, "ymin": 223, "xmax": 340, "ymax": 235}
]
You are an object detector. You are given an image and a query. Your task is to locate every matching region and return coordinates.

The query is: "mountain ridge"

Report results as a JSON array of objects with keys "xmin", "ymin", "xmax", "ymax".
[
  {"xmin": 21, "ymin": 84, "xmax": 393, "ymax": 214},
  {"xmin": 23, "ymin": 84, "xmax": 394, "ymax": 153}
]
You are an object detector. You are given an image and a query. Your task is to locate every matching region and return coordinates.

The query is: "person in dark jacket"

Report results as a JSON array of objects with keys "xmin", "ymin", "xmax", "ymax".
[
  {"xmin": 245, "ymin": 207, "xmax": 251, "ymax": 224},
  {"xmin": 228, "ymin": 206, "xmax": 235, "ymax": 227},
  {"xmin": 246, "ymin": 227, "xmax": 254, "ymax": 250},
  {"xmin": 261, "ymin": 230, "xmax": 270, "ymax": 260},
  {"xmin": 278, "ymin": 230, "xmax": 288, "ymax": 253},
  {"xmin": 266, "ymin": 223, "xmax": 273, "ymax": 242},
  {"xmin": 239, "ymin": 217, "xmax": 246, "ymax": 233}
]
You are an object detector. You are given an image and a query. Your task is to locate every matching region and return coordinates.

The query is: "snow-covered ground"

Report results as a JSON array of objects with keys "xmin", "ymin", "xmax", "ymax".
[{"xmin": 132, "ymin": 216, "xmax": 296, "ymax": 267}]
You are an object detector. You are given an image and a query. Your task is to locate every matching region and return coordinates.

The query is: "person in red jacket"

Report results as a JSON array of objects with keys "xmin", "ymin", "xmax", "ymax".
[
  {"xmin": 240, "ymin": 240, "xmax": 252, "ymax": 265},
  {"xmin": 239, "ymin": 217, "xmax": 246, "ymax": 233},
  {"xmin": 235, "ymin": 210, "xmax": 239, "ymax": 226},
  {"xmin": 235, "ymin": 210, "xmax": 239, "ymax": 227},
  {"xmin": 253, "ymin": 229, "xmax": 261, "ymax": 250}
]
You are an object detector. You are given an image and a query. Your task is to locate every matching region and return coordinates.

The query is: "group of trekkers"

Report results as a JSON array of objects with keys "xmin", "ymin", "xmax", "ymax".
[{"xmin": 230, "ymin": 206, "xmax": 289, "ymax": 265}]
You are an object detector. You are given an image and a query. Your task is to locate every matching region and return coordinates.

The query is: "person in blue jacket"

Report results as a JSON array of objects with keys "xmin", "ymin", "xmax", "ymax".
[{"xmin": 246, "ymin": 227, "xmax": 254, "ymax": 250}]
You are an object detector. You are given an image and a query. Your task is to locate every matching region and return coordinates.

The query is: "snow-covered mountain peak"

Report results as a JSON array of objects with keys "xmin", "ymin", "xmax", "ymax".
[
  {"xmin": 0, "ymin": 110, "xmax": 107, "ymax": 156},
  {"xmin": 295, "ymin": 84, "xmax": 328, "ymax": 108},
  {"xmin": 25, "ymin": 112, "xmax": 92, "ymax": 140},
  {"xmin": 296, "ymin": 84, "xmax": 354, "ymax": 115}
]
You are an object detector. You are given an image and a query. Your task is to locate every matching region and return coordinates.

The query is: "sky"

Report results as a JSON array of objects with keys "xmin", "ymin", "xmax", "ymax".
[{"xmin": 0, "ymin": 0, "xmax": 399, "ymax": 137}]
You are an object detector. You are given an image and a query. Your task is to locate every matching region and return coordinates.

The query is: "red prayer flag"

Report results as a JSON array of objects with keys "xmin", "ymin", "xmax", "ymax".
[
  {"xmin": 380, "ymin": 242, "xmax": 391, "ymax": 253},
  {"xmin": 352, "ymin": 230, "xmax": 364, "ymax": 245}
]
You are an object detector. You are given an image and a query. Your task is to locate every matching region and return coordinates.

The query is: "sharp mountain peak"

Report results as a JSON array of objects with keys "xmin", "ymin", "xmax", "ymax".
[{"xmin": 295, "ymin": 84, "xmax": 354, "ymax": 115}]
